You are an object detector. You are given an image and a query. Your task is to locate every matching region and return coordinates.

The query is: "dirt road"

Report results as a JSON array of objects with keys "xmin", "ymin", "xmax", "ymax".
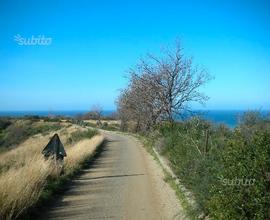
[{"xmin": 41, "ymin": 131, "xmax": 184, "ymax": 220}]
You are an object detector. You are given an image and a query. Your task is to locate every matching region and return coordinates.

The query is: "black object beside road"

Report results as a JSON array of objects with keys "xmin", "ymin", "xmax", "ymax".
[{"xmin": 42, "ymin": 133, "xmax": 67, "ymax": 160}]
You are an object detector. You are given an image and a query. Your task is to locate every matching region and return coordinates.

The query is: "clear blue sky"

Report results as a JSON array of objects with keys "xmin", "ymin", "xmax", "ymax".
[{"xmin": 0, "ymin": 0, "xmax": 269, "ymax": 111}]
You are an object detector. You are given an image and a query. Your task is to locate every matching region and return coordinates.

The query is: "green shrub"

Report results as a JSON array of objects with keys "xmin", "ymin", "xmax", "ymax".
[
  {"xmin": 66, "ymin": 129, "xmax": 98, "ymax": 145},
  {"xmin": 207, "ymin": 131, "xmax": 270, "ymax": 219},
  {"xmin": 0, "ymin": 118, "xmax": 12, "ymax": 131},
  {"xmin": 151, "ymin": 113, "xmax": 270, "ymax": 219}
]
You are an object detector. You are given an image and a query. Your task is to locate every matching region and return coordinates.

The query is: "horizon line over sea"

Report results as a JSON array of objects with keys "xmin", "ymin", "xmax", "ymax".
[{"xmin": 0, "ymin": 109, "xmax": 269, "ymax": 128}]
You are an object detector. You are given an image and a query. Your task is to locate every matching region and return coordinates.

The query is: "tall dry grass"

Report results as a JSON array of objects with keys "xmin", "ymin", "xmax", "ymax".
[
  {"xmin": 0, "ymin": 126, "xmax": 104, "ymax": 220},
  {"xmin": 0, "ymin": 155, "xmax": 54, "ymax": 220},
  {"xmin": 64, "ymin": 135, "xmax": 104, "ymax": 173},
  {"xmin": 0, "ymin": 124, "xmax": 86, "ymax": 173}
]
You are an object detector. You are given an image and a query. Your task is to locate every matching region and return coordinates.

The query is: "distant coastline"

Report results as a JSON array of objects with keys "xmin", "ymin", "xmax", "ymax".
[
  {"xmin": 0, "ymin": 110, "xmax": 268, "ymax": 128},
  {"xmin": 0, "ymin": 110, "xmax": 115, "ymax": 117}
]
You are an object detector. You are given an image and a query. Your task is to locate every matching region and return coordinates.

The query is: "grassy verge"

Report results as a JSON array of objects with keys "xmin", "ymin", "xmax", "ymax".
[
  {"xmin": 163, "ymin": 174, "xmax": 200, "ymax": 220},
  {"xmin": 23, "ymin": 136, "xmax": 106, "ymax": 220},
  {"xmin": 0, "ymin": 127, "xmax": 104, "ymax": 220},
  {"xmin": 136, "ymin": 134, "xmax": 200, "ymax": 220}
]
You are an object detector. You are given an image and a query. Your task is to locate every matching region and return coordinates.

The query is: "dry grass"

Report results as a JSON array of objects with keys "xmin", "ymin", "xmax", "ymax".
[
  {"xmin": 0, "ymin": 124, "xmax": 104, "ymax": 220},
  {"xmin": 0, "ymin": 155, "xmax": 54, "ymax": 220},
  {"xmin": 65, "ymin": 135, "xmax": 104, "ymax": 173},
  {"xmin": 0, "ymin": 124, "xmax": 85, "ymax": 173},
  {"xmin": 84, "ymin": 119, "xmax": 120, "ymax": 125}
]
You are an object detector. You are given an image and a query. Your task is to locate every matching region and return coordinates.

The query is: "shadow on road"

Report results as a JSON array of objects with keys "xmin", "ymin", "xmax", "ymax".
[
  {"xmin": 28, "ymin": 137, "xmax": 145, "ymax": 220},
  {"xmin": 80, "ymin": 173, "xmax": 145, "ymax": 181}
]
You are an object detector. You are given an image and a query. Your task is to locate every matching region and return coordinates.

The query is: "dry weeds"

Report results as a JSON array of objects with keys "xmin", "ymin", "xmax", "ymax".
[{"xmin": 0, "ymin": 124, "xmax": 104, "ymax": 220}]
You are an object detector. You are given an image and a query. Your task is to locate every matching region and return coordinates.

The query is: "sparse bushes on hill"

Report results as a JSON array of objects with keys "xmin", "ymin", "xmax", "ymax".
[
  {"xmin": 43, "ymin": 117, "xmax": 63, "ymax": 122},
  {"xmin": 0, "ymin": 120, "xmax": 63, "ymax": 149}
]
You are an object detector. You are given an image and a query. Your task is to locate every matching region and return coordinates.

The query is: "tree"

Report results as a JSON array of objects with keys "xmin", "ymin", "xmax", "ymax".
[
  {"xmin": 90, "ymin": 104, "xmax": 103, "ymax": 122},
  {"xmin": 117, "ymin": 71, "xmax": 163, "ymax": 132},
  {"xmin": 139, "ymin": 40, "xmax": 212, "ymax": 122},
  {"xmin": 117, "ymin": 40, "xmax": 212, "ymax": 131}
]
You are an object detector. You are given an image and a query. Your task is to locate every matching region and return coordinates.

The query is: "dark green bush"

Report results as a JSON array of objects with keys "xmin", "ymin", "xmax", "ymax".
[
  {"xmin": 152, "ymin": 113, "xmax": 270, "ymax": 219},
  {"xmin": 43, "ymin": 117, "xmax": 62, "ymax": 122},
  {"xmin": 0, "ymin": 118, "xmax": 12, "ymax": 131},
  {"xmin": 66, "ymin": 129, "xmax": 98, "ymax": 145},
  {"xmin": 207, "ymin": 131, "xmax": 270, "ymax": 219}
]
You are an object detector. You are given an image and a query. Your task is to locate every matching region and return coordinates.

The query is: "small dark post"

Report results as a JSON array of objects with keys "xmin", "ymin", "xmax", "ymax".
[
  {"xmin": 204, "ymin": 129, "xmax": 209, "ymax": 155},
  {"xmin": 42, "ymin": 134, "xmax": 67, "ymax": 174}
]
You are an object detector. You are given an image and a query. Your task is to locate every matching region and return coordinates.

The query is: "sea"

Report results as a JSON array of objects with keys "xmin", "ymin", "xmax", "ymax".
[{"xmin": 0, "ymin": 110, "xmax": 268, "ymax": 128}]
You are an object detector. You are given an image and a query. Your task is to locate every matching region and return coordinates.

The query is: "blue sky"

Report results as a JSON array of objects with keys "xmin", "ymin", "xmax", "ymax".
[{"xmin": 0, "ymin": 0, "xmax": 269, "ymax": 111}]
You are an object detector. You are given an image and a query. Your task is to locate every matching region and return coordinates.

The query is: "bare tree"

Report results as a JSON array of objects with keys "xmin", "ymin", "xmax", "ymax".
[
  {"xmin": 140, "ymin": 40, "xmax": 212, "ymax": 122},
  {"xmin": 117, "ymin": 70, "xmax": 163, "ymax": 132},
  {"xmin": 90, "ymin": 104, "xmax": 103, "ymax": 125},
  {"xmin": 116, "ymin": 89, "xmax": 132, "ymax": 131},
  {"xmin": 117, "ymin": 40, "xmax": 212, "ymax": 131}
]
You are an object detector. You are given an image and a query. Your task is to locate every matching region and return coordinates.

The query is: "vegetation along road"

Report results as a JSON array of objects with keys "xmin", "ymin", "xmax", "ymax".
[{"xmin": 41, "ymin": 130, "xmax": 184, "ymax": 220}]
